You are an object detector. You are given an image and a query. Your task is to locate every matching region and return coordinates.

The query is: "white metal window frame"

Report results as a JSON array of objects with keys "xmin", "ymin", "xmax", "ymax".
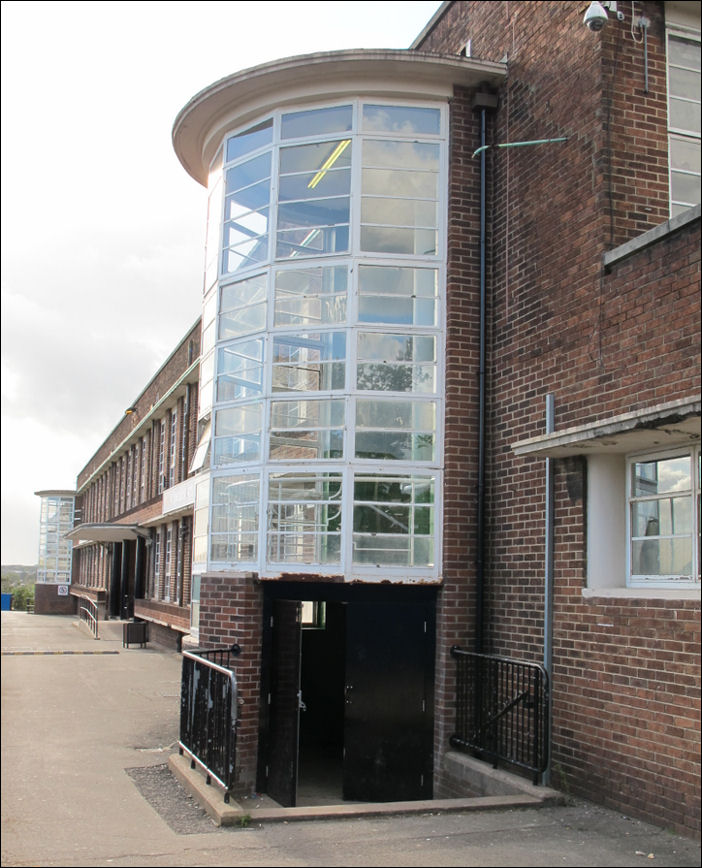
[
  {"xmin": 626, "ymin": 445, "xmax": 700, "ymax": 588},
  {"xmin": 666, "ymin": 27, "xmax": 701, "ymax": 216},
  {"xmin": 202, "ymin": 98, "xmax": 447, "ymax": 581}
]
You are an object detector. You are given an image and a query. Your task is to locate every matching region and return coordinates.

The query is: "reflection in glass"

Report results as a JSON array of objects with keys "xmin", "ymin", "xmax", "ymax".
[
  {"xmin": 357, "ymin": 333, "xmax": 436, "ymax": 393},
  {"xmin": 355, "ymin": 399, "xmax": 435, "ymax": 461},
  {"xmin": 274, "ymin": 265, "xmax": 347, "ymax": 326},
  {"xmin": 272, "ymin": 332, "xmax": 346, "ymax": 392},
  {"xmin": 219, "ymin": 274, "xmax": 267, "ymax": 340},
  {"xmin": 213, "ymin": 403, "xmax": 262, "ymax": 465},
  {"xmin": 210, "ymin": 475, "xmax": 260, "ymax": 562},
  {"xmin": 267, "ymin": 472, "xmax": 342, "ymax": 564},
  {"xmin": 352, "ymin": 473, "xmax": 435, "ymax": 565},
  {"xmin": 226, "ymin": 119, "xmax": 273, "ymax": 163},
  {"xmin": 270, "ymin": 399, "xmax": 344, "ymax": 460},
  {"xmin": 217, "ymin": 338, "xmax": 264, "ymax": 401},
  {"xmin": 282, "ymin": 105, "xmax": 353, "ymax": 140},
  {"xmin": 358, "ymin": 265, "xmax": 437, "ymax": 326},
  {"xmin": 362, "ymin": 105, "xmax": 441, "ymax": 136}
]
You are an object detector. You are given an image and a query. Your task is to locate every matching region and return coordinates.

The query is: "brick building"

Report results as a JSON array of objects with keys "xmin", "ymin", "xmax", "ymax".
[
  {"xmin": 68, "ymin": 321, "xmax": 200, "ymax": 649},
  {"xmin": 60, "ymin": 0, "xmax": 699, "ymax": 837}
]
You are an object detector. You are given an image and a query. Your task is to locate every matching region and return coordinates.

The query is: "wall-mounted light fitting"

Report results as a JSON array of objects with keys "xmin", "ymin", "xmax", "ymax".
[{"xmin": 125, "ymin": 406, "xmax": 137, "ymax": 416}]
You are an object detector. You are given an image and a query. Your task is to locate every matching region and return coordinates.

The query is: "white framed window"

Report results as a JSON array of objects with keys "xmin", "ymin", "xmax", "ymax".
[
  {"xmin": 667, "ymin": 29, "xmax": 701, "ymax": 216},
  {"xmin": 202, "ymin": 99, "xmax": 446, "ymax": 581},
  {"xmin": 164, "ymin": 527, "xmax": 172, "ymax": 601},
  {"xmin": 158, "ymin": 419, "xmax": 166, "ymax": 494},
  {"xmin": 169, "ymin": 410, "xmax": 177, "ymax": 488},
  {"xmin": 627, "ymin": 447, "xmax": 700, "ymax": 587},
  {"xmin": 152, "ymin": 530, "xmax": 161, "ymax": 599}
]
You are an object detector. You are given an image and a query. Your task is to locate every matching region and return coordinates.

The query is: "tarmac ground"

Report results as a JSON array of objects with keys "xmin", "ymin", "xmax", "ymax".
[{"xmin": 1, "ymin": 610, "xmax": 700, "ymax": 868}]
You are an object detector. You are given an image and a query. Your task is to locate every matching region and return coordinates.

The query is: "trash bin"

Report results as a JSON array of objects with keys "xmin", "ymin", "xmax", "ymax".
[
  {"xmin": 1, "ymin": 594, "xmax": 13, "ymax": 611},
  {"xmin": 122, "ymin": 620, "xmax": 148, "ymax": 648}
]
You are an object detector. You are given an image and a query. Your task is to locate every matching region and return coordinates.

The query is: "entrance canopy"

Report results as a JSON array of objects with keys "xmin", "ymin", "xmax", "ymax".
[{"xmin": 66, "ymin": 523, "xmax": 150, "ymax": 543}]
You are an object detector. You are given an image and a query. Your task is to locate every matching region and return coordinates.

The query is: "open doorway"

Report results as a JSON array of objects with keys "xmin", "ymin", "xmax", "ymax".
[{"xmin": 259, "ymin": 583, "xmax": 436, "ymax": 807}]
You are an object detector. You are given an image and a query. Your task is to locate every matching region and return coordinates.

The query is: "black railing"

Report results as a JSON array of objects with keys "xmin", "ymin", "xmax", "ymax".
[
  {"xmin": 179, "ymin": 646, "xmax": 240, "ymax": 802},
  {"xmin": 78, "ymin": 597, "xmax": 99, "ymax": 639},
  {"xmin": 450, "ymin": 647, "xmax": 549, "ymax": 784}
]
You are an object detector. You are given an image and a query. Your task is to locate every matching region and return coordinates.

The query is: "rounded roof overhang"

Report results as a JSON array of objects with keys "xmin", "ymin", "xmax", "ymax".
[{"xmin": 173, "ymin": 49, "xmax": 507, "ymax": 186}]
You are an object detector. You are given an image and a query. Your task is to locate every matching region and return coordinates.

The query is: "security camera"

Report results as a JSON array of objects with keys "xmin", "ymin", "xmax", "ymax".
[{"xmin": 584, "ymin": 1, "xmax": 609, "ymax": 31}]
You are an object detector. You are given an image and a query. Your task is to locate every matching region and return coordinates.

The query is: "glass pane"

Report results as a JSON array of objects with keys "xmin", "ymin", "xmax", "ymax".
[
  {"xmin": 670, "ymin": 98, "xmax": 701, "ymax": 135},
  {"xmin": 671, "ymin": 170, "xmax": 701, "ymax": 206},
  {"xmin": 274, "ymin": 266, "xmax": 347, "ymax": 326},
  {"xmin": 631, "ymin": 456, "xmax": 691, "ymax": 496},
  {"xmin": 631, "ymin": 537, "xmax": 692, "ymax": 576},
  {"xmin": 226, "ymin": 153, "xmax": 271, "ymax": 193},
  {"xmin": 362, "ymin": 168, "xmax": 438, "ymax": 198},
  {"xmin": 632, "ymin": 496, "xmax": 691, "ymax": 536},
  {"xmin": 669, "ymin": 66, "xmax": 701, "ymax": 101},
  {"xmin": 360, "ymin": 265, "xmax": 437, "ymax": 297},
  {"xmin": 221, "ymin": 274, "xmax": 267, "ymax": 311},
  {"xmin": 223, "ymin": 239, "xmax": 269, "ymax": 275},
  {"xmin": 217, "ymin": 339, "xmax": 264, "ymax": 401},
  {"xmin": 356, "ymin": 363, "xmax": 435, "ymax": 393},
  {"xmin": 277, "ymin": 198, "xmax": 350, "ymax": 231},
  {"xmin": 210, "ymin": 475, "xmax": 260, "ymax": 562},
  {"xmin": 215, "ymin": 403, "xmax": 262, "ymax": 435},
  {"xmin": 272, "ymin": 332, "xmax": 346, "ymax": 392},
  {"xmin": 276, "ymin": 225, "xmax": 349, "ymax": 259},
  {"xmin": 280, "ymin": 140, "xmax": 352, "ymax": 175},
  {"xmin": 213, "ymin": 435, "xmax": 261, "ymax": 465},
  {"xmin": 361, "ymin": 198, "xmax": 437, "ymax": 227},
  {"xmin": 355, "ymin": 431, "xmax": 433, "ymax": 461},
  {"xmin": 363, "ymin": 140, "xmax": 440, "ymax": 170},
  {"xmin": 267, "ymin": 473, "xmax": 343, "ymax": 564},
  {"xmin": 362, "ymin": 105, "xmax": 441, "ymax": 135},
  {"xmin": 270, "ymin": 429, "xmax": 343, "ymax": 461},
  {"xmin": 352, "ymin": 535, "xmax": 411, "ymax": 565},
  {"xmin": 669, "ymin": 36, "xmax": 701, "ymax": 72},
  {"xmin": 282, "ymin": 105, "xmax": 353, "ymax": 139},
  {"xmin": 226, "ymin": 119, "xmax": 273, "ymax": 162},
  {"xmin": 356, "ymin": 398, "xmax": 435, "ymax": 429},
  {"xmin": 271, "ymin": 398, "xmax": 345, "ymax": 428},
  {"xmin": 279, "ymin": 169, "xmax": 351, "ymax": 201},
  {"xmin": 225, "ymin": 180, "xmax": 271, "ymax": 216},
  {"xmin": 223, "ymin": 209, "xmax": 269, "ymax": 247},
  {"xmin": 361, "ymin": 226, "xmax": 437, "ymax": 256},
  {"xmin": 358, "ymin": 333, "xmax": 436, "ymax": 362},
  {"xmin": 670, "ymin": 137, "xmax": 701, "ymax": 173}
]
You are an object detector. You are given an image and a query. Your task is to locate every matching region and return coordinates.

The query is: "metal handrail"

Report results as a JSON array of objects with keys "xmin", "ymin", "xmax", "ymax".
[
  {"xmin": 450, "ymin": 646, "xmax": 549, "ymax": 784},
  {"xmin": 78, "ymin": 597, "xmax": 99, "ymax": 639},
  {"xmin": 179, "ymin": 646, "xmax": 240, "ymax": 803}
]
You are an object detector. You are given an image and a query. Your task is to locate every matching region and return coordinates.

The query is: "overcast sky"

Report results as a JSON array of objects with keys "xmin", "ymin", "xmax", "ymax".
[{"xmin": 0, "ymin": 0, "xmax": 442, "ymax": 565}]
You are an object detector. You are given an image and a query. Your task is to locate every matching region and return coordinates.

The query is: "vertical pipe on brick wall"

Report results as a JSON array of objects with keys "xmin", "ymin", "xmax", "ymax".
[
  {"xmin": 542, "ymin": 393, "xmax": 555, "ymax": 786},
  {"xmin": 475, "ymin": 106, "xmax": 487, "ymax": 655}
]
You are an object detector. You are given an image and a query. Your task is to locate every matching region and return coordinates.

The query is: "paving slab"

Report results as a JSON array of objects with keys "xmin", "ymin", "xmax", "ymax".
[{"xmin": 2, "ymin": 610, "xmax": 699, "ymax": 868}]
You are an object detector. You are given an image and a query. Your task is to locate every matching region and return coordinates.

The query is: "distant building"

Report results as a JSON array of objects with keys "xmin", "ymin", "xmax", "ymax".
[
  {"xmin": 57, "ymin": 1, "xmax": 700, "ymax": 838},
  {"xmin": 33, "ymin": 489, "xmax": 75, "ymax": 613}
]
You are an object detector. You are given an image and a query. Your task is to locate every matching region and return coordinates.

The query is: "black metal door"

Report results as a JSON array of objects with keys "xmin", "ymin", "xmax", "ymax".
[
  {"xmin": 266, "ymin": 600, "xmax": 302, "ymax": 807},
  {"xmin": 343, "ymin": 601, "xmax": 434, "ymax": 802}
]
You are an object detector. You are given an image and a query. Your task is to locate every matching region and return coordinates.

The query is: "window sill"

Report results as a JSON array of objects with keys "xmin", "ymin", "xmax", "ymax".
[{"xmin": 582, "ymin": 586, "xmax": 700, "ymax": 601}]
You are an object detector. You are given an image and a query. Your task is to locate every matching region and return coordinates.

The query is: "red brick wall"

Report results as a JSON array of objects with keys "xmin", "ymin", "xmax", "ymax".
[
  {"xmin": 34, "ymin": 583, "xmax": 76, "ymax": 615},
  {"xmin": 77, "ymin": 320, "xmax": 200, "ymax": 490},
  {"xmin": 198, "ymin": 571, "xmax": 263, "ymax": 796},
  {"xmin": 433, "ymin": 82, "xmax": 487, "ymax": 777},
  {"xmin": 419, "ymin": 0, "xmax": 701, "ymax": 837}
]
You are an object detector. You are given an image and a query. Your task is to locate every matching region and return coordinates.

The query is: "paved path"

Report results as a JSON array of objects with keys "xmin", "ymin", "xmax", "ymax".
[{"xmin": 2, "ymin": 611, "xmax": 699, "ymax": 867}]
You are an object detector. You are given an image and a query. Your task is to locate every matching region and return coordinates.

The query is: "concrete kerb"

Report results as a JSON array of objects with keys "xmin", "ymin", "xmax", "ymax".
[{"xmin": 168, "ymin": 750, "xmax": 564, "ymax": 827}]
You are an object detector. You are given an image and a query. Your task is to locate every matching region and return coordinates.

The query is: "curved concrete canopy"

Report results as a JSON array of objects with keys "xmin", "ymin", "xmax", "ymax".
[{"xmin": 173, "ymin": 49, "xmax": 507, "ymax": 186}]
